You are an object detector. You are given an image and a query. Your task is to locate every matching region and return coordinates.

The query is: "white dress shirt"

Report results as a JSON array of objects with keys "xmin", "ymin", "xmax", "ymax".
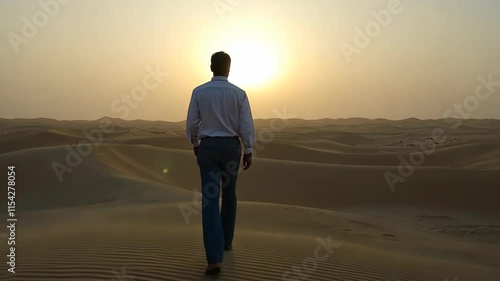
[{"xmin": 186, "ymin": 76, "xmax": 254, "ymax": 154}]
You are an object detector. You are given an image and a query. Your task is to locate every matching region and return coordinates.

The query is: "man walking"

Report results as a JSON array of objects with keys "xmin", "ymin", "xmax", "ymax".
[{"xmin": 186, "ymin": 51, "xmax": 255, "ymax": 275}]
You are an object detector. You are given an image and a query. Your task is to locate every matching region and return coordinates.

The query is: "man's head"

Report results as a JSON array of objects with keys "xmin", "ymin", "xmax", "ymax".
[{"xmin": 211, "ymin": 51, "xmax": 231, "ymax": 77}]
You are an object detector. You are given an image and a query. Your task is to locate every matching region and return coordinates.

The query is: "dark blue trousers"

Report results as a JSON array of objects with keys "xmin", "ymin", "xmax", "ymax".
[{"xmin": 197, "ymin": 137, "xmax": 241, "ymax": 264}]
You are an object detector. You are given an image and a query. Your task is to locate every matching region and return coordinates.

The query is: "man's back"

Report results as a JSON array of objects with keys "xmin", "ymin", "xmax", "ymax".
[{"xmin": 187, "ymin": 76, "xmax": 254, "ymax": 154}]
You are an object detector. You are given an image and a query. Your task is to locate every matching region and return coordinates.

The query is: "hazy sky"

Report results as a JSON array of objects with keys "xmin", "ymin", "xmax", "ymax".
[{"xmin": 1, "ymin": 0, "xmax": 499, "ymax": 121}]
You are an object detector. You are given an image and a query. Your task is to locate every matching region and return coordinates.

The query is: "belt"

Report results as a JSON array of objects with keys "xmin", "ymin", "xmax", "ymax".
[{"xmin": 201, "ymin": 136, "xmax": 239, "ymax": 139}]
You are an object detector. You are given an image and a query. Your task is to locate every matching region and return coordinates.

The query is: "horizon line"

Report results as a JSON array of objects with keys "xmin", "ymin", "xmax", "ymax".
[{"xmin": 2, "ymin": 116, "xmax": 500, "ymax": 122}]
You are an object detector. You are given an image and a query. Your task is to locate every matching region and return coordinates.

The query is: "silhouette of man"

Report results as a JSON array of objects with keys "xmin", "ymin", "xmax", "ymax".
[{"xmin": 186, "ymin": 51, "xmax": 255, "ymax": 275}]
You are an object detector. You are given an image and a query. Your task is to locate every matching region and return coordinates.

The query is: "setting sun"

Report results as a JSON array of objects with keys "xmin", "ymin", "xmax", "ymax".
[
  {"xmin": 224, "ymin": 40, "xmax": 279, "ymax": 89},
  {"xmin": 203, "ymin": 27, "xmax": 284, "ymax": 90}
]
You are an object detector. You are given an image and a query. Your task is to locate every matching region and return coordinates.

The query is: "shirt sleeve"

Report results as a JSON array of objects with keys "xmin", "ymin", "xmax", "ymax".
[
  {"xmin": 186, "ymin": 91, "xmax": 201, "ymax": 147},
  {"xmin": 239, "ymin": 93, "xmax": 254, "ymax": 154}
]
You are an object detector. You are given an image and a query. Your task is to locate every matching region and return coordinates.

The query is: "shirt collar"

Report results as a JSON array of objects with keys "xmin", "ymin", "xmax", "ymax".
[{"xmin": 211, "ymin": 76, "xmax": 228, "ymax": 81}]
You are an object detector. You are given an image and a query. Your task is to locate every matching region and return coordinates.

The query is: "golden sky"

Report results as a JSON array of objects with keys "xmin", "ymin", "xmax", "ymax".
[{"xmin": 1, "ymin": 0, "xmax": 499, "ymax": 120}]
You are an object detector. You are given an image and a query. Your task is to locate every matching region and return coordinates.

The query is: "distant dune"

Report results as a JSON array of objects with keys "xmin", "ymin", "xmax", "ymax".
[{"xmin": 0, "ymin": 118, "xmax": 499, "ymax": 280}]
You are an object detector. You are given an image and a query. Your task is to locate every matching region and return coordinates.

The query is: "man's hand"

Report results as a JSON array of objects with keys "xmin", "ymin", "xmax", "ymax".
[
  {"xmin": 193, "ymin": 146, "xmax": 199, "ymax": 157},
  {"xmin": 243, "ymin": 153, "xmax": 252, "ymax": 171}
]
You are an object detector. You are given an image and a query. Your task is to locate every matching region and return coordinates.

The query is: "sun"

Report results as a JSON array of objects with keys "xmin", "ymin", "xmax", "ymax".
[
  {"xmin": 224, "ymin": 40, "xmax": 279, "ymax": 89},
  {"xmin": 203, "ymin": 30, "xmax": 283, "ymax": 90}
]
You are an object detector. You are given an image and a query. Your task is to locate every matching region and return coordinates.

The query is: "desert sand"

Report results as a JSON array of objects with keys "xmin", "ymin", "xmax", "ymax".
[{"xmin": 0, "ymin": 117, "xmax": 499, "ymax": 281}]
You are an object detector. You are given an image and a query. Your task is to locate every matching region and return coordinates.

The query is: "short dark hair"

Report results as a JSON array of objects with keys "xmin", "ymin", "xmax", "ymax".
[{"xmin": 211, "ymin": 51, "xmax": 231, "ymax": 74}]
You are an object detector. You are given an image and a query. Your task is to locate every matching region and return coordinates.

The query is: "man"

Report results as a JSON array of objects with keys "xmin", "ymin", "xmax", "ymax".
[{"xmin": 186, "ymin": 51, "xmax": 255, "ymax": 275}]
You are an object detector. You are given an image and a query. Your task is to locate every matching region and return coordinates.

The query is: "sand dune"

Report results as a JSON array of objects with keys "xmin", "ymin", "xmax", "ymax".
[
  {"xmin": 88, "ymin": 144, "xmax": 500, "ymax": 213},
  {"xmin": 0, "ymin": 130, "xmax": 77, "ymax": 155},
  {"xmin": 4, "ymin": 203, "xmax": 499, "ymax": 280},
  {"xmin": 0, "ymin": 146, "xmax": 193, "ymax": 212},
  {"xmin": 1, "ymin": 118, "xmax": 499, "ymax": 280}
]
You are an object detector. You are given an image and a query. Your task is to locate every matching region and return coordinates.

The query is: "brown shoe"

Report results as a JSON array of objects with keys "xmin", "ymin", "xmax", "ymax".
[{"xmin": 205, "ymin": 263, "xmax": 222, "ymax": 275}]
